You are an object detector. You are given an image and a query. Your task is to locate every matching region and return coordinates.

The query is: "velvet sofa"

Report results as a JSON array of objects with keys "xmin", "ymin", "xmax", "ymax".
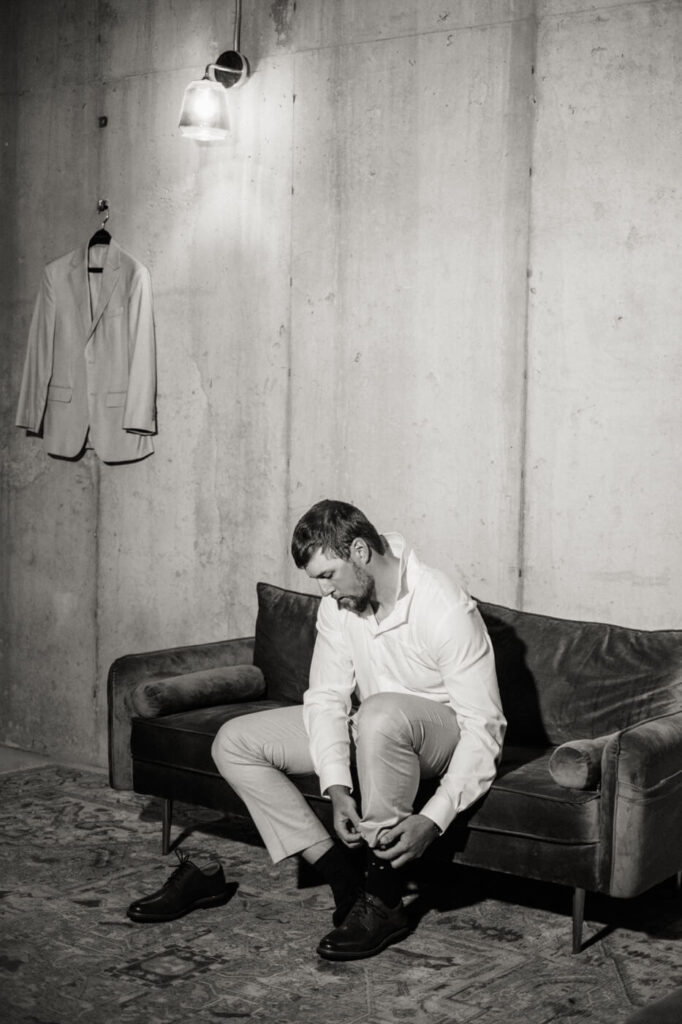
[{"xmin": 108, "ymin": 582, "xmax": 682, "ymax": 953}]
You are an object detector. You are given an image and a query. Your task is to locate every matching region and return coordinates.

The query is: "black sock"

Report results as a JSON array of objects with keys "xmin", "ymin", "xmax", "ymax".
[
  {"xmin": 312, "ymin": 845, "xmax": 363, "ymax": 923},
  {"xmin": 365, "ymin": 850, "xmax": 405, "ymax": 909}
]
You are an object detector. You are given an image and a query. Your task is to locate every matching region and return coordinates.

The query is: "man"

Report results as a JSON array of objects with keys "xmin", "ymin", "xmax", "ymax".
[{"xmin": 210, "ymin": 499, "xmax": 506, "ymax": 961}]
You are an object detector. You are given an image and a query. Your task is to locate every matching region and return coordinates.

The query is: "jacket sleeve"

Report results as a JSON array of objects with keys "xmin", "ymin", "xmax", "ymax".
[
  {"xmin": 123, "ymin": 264, "xmax": 157, "ymax": 435},
  {"xmin": 16, "ymin": 268, "xmax": 56, "ymax": 432}
]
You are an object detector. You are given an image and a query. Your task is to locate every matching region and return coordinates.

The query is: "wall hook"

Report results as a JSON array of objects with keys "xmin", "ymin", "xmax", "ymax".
[{"xmin": 97, "ymin": 199, "xmax": 109, "ymax": 229}]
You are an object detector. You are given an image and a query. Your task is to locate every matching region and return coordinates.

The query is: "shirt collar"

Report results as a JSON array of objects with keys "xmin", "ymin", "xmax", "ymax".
[{"xmin": 373, "ymin": 533, "xmax": 420, "ymax": 632}]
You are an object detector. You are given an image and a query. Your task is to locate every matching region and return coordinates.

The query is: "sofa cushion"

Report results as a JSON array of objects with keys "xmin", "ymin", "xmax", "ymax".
[
  {"xmin": 461, "ymin": 749, "xmax": 601, "ymax": 845},
  {"xmin": 132, "ymin": 707, "xmax": 600, "ymax": 848},
  {"xmin": 253, "ymin": 582, "xmax": 320, "ymax": 704},
  {"xmin": 131, "ymin": 701, "xmax": 323, "ymax": 801},
  {"xmin": 131, "ymin": 701, "xmax": 288, "ymax": 775},
  {"xmin": 548, "ymin": 736, "xmax": 615, "ymax": 790},
  {"xmin": 131, "ymin": 665, "xmax": 265, "ymax": 718}
]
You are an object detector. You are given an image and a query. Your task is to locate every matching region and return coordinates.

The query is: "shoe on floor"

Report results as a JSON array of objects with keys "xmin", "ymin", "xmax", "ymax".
[
  {"xmin": 127, "ymin": 850, "xmax": 230, "ymax": 923},
  {"xmin": 317, "ymin": 891, "xmax": 410, "ymax": 961}
]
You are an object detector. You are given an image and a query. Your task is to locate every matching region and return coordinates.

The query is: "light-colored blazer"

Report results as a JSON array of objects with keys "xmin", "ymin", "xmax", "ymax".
[{"xmin": 16, "ymin": 239, "xmax": 157, "ymax": 463}]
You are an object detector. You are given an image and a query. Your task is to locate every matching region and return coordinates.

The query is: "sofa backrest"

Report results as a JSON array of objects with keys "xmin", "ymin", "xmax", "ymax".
[
  {"xmin": 479, "ymin": 601, "xmax": 682, "ymax": 745},
  {"xmin": 253, "ymin": 582, "xmax": 320, "ymax": 704},
  {"xmin": 253, "ymin": 582, "xmax": 682, "ymax": 746}
]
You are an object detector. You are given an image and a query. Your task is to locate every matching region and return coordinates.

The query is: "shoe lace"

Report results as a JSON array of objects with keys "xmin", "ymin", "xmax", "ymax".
[
  {"xmin": 346, "ymin": 891, "xmax": 389, "ymax": 926},
  {"xmin": 162, "ymin": 850, "xmax": 194, "ymax": 890}
]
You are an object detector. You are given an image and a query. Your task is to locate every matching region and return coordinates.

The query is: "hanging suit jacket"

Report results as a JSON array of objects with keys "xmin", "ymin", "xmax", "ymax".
[{"xmin": 16, "ymin": 238, "xmax": 157, "ymax": 463}]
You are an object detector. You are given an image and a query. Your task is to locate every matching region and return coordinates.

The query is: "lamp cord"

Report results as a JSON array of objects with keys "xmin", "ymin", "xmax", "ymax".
[{"xmin": 233, "ymin": 0, "xmax": 242, "ymax": 52}]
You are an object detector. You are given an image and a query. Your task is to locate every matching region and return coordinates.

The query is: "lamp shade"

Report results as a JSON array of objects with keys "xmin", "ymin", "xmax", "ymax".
[{"xmin": 178, "ymin": 77, "xmax": 230, "ymax": 141}]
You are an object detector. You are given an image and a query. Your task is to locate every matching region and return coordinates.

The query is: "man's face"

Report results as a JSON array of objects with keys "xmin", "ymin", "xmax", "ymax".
[{"xmin": 305, "ymin": 547, "xmax": 375, "ymax": 614}]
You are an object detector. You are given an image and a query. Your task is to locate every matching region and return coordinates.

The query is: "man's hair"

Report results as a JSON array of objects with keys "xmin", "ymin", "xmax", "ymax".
[{"xmin": 291, "ymin": 499, "xmax": 385, "ymax": 568}]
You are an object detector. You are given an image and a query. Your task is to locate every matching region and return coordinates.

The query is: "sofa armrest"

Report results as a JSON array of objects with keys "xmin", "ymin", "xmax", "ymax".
[
  {"xmin": 612, "ymin": 711, "xmax": 682, "ymax": 789},
  {"xmin": 600, "ymin": 710, "xmax": 682, "ymax": 897},
  {"xmin": 107, "ymin": 635, "xmax": 255, "ymax": 790}
]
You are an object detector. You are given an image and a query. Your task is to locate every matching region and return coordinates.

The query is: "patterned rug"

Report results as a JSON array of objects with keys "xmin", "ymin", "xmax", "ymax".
[{"xmin": 1, "ymin": 765, "xmax": 680, "ymax": 1024}]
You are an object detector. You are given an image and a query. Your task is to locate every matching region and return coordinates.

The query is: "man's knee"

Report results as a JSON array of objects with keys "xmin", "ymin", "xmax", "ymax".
[
  {"xmin": 211, "ymin": 716, "xmax": 255, "ymax": 777},
  {"xmin": 355, "ymin": 692, "xmax": 411, "ymax": 743},
  {"xmin": 212, "ymin": 709, "xmax": 304, "ymax": 779}
]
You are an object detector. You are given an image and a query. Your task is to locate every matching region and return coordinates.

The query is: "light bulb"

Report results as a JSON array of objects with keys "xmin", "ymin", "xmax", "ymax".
[{"xmin": 178, "ymin": 77, "xmax": 230, "ymax": 141}]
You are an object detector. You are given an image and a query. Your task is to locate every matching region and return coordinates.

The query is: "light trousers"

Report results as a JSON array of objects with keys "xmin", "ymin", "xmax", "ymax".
[{"xmin": 211, "ymin": 692, "xmax": 460, "ymax": 864}]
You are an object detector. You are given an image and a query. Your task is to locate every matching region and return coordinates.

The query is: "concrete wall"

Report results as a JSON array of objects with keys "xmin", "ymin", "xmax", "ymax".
[
  {"xmin": 1, "ymin": 0, "xmax": 680, "ymax": 766},
  {"xmin": 524, "ymin": 0, "xmax": 682, "ymax": 622}
]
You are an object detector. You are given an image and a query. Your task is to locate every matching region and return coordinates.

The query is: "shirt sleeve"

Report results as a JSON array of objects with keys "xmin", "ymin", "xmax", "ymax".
[
  {"xmin": 418, "ymin": 598, "xmax": 506, "ymax": 833},
  {"xmin": 302, "ymin": 597, "xmax": 357, "ymax": 795}
]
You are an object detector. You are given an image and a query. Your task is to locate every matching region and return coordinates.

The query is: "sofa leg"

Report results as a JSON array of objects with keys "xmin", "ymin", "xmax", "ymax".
[
  {"xmin": 162, "ymin": 798, "xmax": 173, "ymax": 855},
  {"xmin": 572, "ymin": 887, "xmax": 585, "ymax": 954}
]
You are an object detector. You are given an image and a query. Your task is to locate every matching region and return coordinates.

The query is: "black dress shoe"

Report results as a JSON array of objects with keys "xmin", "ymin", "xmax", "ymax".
[
  {"xmin": 332, "ymin": 890, "xmax": 360, "ymax": 928},
  {"xmin": 317, "ymin": 891, "xmax": 410, "ymax": 961},
  {"xmin": 127, "ymin": 851, "xmax": 231, "ymax": 923}
]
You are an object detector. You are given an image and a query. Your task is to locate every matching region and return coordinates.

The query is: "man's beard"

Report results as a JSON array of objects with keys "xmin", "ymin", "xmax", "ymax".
[{"xmin": 335, "ymin": 564, "xmax": 375, "ymax": 614}]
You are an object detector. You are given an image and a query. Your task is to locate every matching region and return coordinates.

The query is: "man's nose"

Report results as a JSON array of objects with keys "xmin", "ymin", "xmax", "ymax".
[{"xmin": 319, "ymin": 580, "xmax": 335, "ymax": 597}]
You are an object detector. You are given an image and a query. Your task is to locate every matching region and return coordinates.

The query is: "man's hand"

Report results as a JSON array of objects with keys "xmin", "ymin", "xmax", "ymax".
[
  {"xmin": 326, "ymin": 785, "xmax": 364, "ymax": 848},
  {"xmin": 372, "ymin": 814, "xmax": 440, "ymax": 868}
]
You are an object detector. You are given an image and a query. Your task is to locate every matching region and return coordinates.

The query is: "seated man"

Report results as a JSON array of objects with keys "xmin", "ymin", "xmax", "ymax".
[{"xmin": 211, "ymin": 499, "xmax": 506, "ymax": 961}]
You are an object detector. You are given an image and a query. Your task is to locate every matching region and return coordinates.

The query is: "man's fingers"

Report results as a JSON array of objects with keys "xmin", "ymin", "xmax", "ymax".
[
  {"xmin": 336, "ymin": 814, "xmax": 364, "ymax": 847},
  {"xmin": 336, "ymin": 824, "xmax": 353, "ymax": 845},
  {"xmin": 345, "ymin": 834, "xmax": 364, "ymax": 846},
  {"xmin": 374, "ymin": 835, "xmax": 408, "ymax": 860},
  {"xmin": 378, "ymin": 825, "xmax": 399, "ymax": 845},
  {"xmin": 345, "ymin": 805, "xmax": 361, "ymax": 828},
  {"xmin": 373, "ymin": 844, "xmax": 410, "ymax": 865},
  {"xmin": 387, "ymin": 851, "xmax": 411, "ymax": 868},
  {"xmin": 338, "ymin": 831, "xmax": 363, "ymax": 848},
  {"xmin": 373, "ymin": 819, "xmax": 430, "ymax": 864}
]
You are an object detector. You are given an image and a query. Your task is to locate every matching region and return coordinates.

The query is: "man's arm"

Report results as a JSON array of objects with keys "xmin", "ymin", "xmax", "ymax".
[
  {"xmin": 420, "ymin": 597, "xmax": 505, "ymax": 831},
  {"xmin": 302, "ymin": 597, "xmax": 357, "ymax": 797},
  {"xmin": 325, "ymin": 784, "xmax": 364, "ymax": 849},
  {"xmin": 375, "ymin": 596, "xmax": 505, "ymax": 867}
]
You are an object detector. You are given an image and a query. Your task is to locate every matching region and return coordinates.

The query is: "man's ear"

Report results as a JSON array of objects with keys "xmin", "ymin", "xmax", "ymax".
[{"xmin": 350, "ymin": 538, "xmax": 370, "ymax": 564}]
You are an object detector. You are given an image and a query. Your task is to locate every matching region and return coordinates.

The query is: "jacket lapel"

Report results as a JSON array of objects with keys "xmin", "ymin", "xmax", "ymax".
[
  {"xmin": 68, "ymin": 247, "xmax": 92, "ymax": 338},
  {"xmin": 88, "ymin": 239, "xmax": 121, "ymax": 338}
]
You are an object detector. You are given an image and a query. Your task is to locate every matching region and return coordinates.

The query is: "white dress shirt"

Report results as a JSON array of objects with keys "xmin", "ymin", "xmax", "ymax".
[{"xmin": 302, "ymin": 534, "xmax": 507, "ymax": 833}]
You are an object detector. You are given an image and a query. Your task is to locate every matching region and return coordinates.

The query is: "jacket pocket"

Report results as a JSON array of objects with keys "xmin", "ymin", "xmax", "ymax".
[
  {"xmin": 47, "ymin": 384, "xmax": 72, "ymax": 403},
  {"xmin": 104, "ymin": 305, "xmax": 124, "ymax": 318},
  {"xmin": 106, "ymin": 391, "xmax": 127, "ymax": 408}
]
